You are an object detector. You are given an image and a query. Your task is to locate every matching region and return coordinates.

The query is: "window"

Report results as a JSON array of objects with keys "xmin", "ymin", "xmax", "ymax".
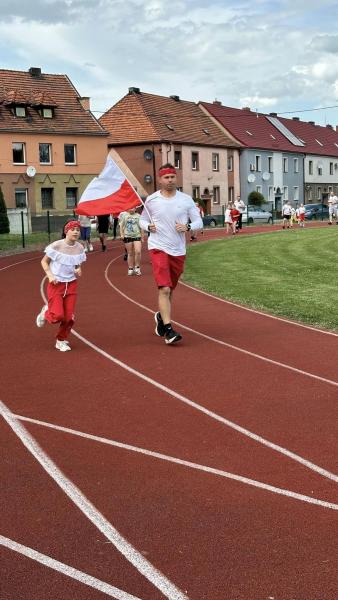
[
  {"xmin": 268, "ymin": 156, "xmax": 273, "ymax": 172},
  {"xmin": 64, "ymin": 144, "xmax": 76, "ymax": 164},
  {"xmin": 42, "ymin": 108, "xmax": 53, "ymax": 118},
  {"xmin": 192, "ymin": 185, "xmax": 200, "ymax": 200},
  {"xmin": 212, "ymin": 153, "xmax": 219, "ymax": 171},
  {"xmin": 294, "ymin": 158, "xmax": 299, "ymax": 173},
  {"xmin": 41, "ymin": 188, "xmax": 54, "ymax": 209},
  {"xmin": 317, "ymin": 187, "xmax": 321, "ymax": 200},
  {"xmin": 308, "ymin": 187, "xmax": 313, "ymax": 200},
  {"xmin": 255, "ymin": 155, "xmax": 261, "ymax": 172},
  {"xmin": 15, "ymin": 106, "xmax": 26, "ymax": 117},
  {"xmin": 213, "ymin": 186, "xmax": 220, "ymax": 204},
  {"xmin": 309, "ymin": 160, "xmax": 313, "ymax": 175},
  {"xmin": 12, "ymin": 142, "xmax": 25, "ymax": 164},
  {"xmin": 39, "ymin": 143, "xmax": 51, "ymax": 164},
  {"xmin": 283, "ymin": 186, "xmax": 288, "ymax": 200},
  {"xmin": 15, "ymin": 188, "xmax": 27, "ymax": 208},
  {"xmin": 318, "ymin": 166, "xmax": 323, "ymax": 176},
  {"xmin": 191, "ymin": 152, "xmax": 199, "ymax": 170},
  {"xmin": 256, "ymin": 185, "xmax": 262, "ymax": 194},
  {"xmin": 174, "ymin": 151, "xmax": 181, "ymax": 169},
  {"xmin": 227, "ymin": 156, "xmax": 233, "ymax": 171},
  {"xmin": 268, "ymin": 186, "xmax": 273, "ymax": 200},
  {"xmin": 330, "ymin": 162, "xmax": 334, "ymax": 175},
  {"xmin": 293, "ymin": 186, "xmax": 299, "ymax": 201},
  {"xmin": 283, "ymin": 157, "xmax": 288, "ymax": 173},
  {"xmin": 66, "ymin": 187, "xmax": 78, "ymax": 209},
  {"xmin": 228, "ymin": 186, "xmax": 234, "ymax": 203}
]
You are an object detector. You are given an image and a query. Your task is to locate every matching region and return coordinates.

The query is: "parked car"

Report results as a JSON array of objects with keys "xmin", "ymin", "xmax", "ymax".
[
  {"xmin": 304, "ymin": 203, "xmax": 329, "ymax": 220},
  {"xmin": 202, "ymin": 214, "xmax": 223, "ymax": 227},
  {"xmin": 242, "ymin": 206, "xmax": 273, "ymax": 224}
]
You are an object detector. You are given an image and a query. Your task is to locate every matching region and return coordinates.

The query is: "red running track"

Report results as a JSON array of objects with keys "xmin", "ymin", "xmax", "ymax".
[{"xmin": 1, "ymin": 227, "xmax": 337, "ymax": 600}]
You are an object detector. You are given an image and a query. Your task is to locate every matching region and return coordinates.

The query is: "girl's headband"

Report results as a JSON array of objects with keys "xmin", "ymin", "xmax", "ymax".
[{"xmin": 64, "ymin": 220, "xmax": 80, "ymax": 233}]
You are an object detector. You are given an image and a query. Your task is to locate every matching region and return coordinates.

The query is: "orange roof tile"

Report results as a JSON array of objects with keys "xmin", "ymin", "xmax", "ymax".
[
  {"xmin": 0, "ymin": 68, "xmax": 107, "ymax": 136},
  {"xmin": 100, "ymin": 91, "xmax": 240, "ymax": 148}
]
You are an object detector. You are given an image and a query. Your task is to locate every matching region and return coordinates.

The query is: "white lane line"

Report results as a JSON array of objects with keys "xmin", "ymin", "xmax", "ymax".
[
  {"xmin": 0, "ymin": 535, "xmax": 143, "ymax": 600},
  {"xmin": 0, "ymin": 401, "xmax": 188, "ymax": 600},
  {"xmin": 69, "ymin": 328, "xmax": 338, "ymax": 484},
  {"xmin": 15, "ymin": 415, "xmax": 338, "ymax": 511},
  {"xmin": 104, "ymin": 260, "xmax": 338, "ymax": 388},
  {"xmin": 0, "ymin": 256, "xmax": 38, "ymax": 271},
  {"xmin": 179, "ymin": 281, "xmax": 338, "ymax": 337}
]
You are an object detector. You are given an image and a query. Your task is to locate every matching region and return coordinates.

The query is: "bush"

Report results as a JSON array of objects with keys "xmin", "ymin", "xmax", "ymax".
[
  {"xmin": 0, "ymin": 187, "xmax": 10, "ymax": 234},
  {"xmin": 247, "ymin": 191, "xmax": 265, "ymax": 207}
]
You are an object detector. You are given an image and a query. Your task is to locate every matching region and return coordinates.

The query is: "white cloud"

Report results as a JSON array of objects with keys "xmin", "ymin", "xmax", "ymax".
[{"xmin": 0, "ymin": 0, "xmax": 337, "ymax": 125}]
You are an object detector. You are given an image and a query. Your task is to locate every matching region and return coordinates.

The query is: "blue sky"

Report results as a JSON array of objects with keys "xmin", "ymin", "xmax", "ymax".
[{"xmin": 0, "ymin": 0, "xmax": 338, "ymax": 127}]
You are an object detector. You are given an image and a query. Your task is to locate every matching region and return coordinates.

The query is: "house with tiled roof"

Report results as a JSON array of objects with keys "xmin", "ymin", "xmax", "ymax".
[
  {"xmin": 100, "ymin": 88, "xmax": 242, "ymax": 214},
  {"xmin": 0, "ymin": 67, "xmax": 108, "ymax": 231},
  {"xmin": 200, "ymin": 102, "xmax": 338, "ymax": 211},
  {"xmin": 276, "ymin": 116, "xmax": 338, "ymax": 204}
]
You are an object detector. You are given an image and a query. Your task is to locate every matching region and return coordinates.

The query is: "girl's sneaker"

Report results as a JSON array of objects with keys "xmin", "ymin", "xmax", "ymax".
[
  {"xmin": 36, "ymin": 305, "xmax": 48, "ymax": 327},
  {"xmin": 128, "ymin": 268, "xmax": 134, "ymax": 276},
  {"xmin": 89, "ymin": 244, "xmax": 94, "ymax": 251},
  {"xmin": 55, "ymin": 339, "xmax": 71, "ymax": 352},
  {"xmin": 134, "ymin": 266, "xmax": 141, "ymax": 276}
]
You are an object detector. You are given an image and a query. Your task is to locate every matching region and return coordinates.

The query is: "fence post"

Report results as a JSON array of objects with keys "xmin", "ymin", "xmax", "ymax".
[
  {"xmin": 47, "ymin": 210, "xmax": 51, "ymax": 243},
  {"xmin": 20, "ymin": 211, "xmax": 25, "ymax": 248}
]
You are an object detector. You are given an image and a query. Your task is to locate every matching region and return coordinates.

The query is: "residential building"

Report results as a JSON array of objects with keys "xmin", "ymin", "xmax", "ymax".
[
  {"xmin": 200, "ymin": 102, "xmax": 338, "ymax": 211},
  {"xmin": 0, "ymin": 67, "xmax": 108, "ymax": 231},
  {"xmin": 99, "ymin": 88, "xmax": 241, "ymax": 214}
]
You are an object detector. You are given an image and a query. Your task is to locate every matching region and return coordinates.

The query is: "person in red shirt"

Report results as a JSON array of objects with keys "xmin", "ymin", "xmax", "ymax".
[{"xmin": 230, "ymin": 204, "xmax": 240, "ymax": 234}]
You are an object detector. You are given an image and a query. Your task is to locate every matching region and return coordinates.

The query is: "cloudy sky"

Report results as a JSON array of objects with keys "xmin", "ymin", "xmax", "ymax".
[{"xmin": 1, "ymin": 0, "xmax": 338, "ymax": 126}]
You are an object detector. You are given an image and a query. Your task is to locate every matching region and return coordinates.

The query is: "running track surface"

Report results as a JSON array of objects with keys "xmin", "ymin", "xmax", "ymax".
[{"xmin": 1, "ymin": 226, "xmax": 337, "ymax": 600}]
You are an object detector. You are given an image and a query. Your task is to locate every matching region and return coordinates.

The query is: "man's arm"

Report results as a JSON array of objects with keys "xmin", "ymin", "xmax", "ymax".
[
  {"xmin": 187, "ymin": 200, "xmax": 204, "ymax": 231},
  {"xmin": 140, "ymin": 202, "xmax": 156, "ymax": 232}
]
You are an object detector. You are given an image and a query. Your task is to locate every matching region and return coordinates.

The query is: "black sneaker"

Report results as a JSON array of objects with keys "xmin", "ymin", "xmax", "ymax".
[
  {"xmin": 164, "ymin": 327, "xmax": 182, "ymax": 344},
  {"xmin": 154, "ymin": 311, "xmax": 165, "ymax": 337},
  {"xmin": 123, "ymin": 252, "xmax": 128, "ymax": 261}
]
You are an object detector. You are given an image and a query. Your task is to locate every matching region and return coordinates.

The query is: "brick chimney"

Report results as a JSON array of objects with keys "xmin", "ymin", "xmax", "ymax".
[
  {"xmin": 213, "ymin": 100, "xmax": 222, "ymax": 106},
  {"xmin": 79, "ymin": 97, "xmax": 90, "ymax": 110}
]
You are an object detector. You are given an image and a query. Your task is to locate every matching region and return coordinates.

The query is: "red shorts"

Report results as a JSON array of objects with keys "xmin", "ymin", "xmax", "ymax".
[
  {"xmin": 149, "ymin": 250, "xmax": 185, "ymax": 289},
  {"xmin": 298, "ymin": 214, "xmax": 305, "ymax": 222}
]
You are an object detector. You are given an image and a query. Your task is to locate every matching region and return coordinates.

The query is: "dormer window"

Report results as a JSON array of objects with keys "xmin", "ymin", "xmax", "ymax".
[
  {"xmin": 15, "ymin": 106, "xmax": 26, "ymax": 117},
  {"xmin": 42, "ymin": 107, "xmax": 53, "ymax": 118}
]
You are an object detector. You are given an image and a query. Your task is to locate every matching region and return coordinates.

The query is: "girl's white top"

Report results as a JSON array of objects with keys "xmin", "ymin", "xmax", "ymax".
[
  {"xmin": 45, "ymin": 239, "xmax": 86, "ymax": 282},
  {"xmin": 140, "ymin": 190, "xmax": 203, "ymax": 256}
]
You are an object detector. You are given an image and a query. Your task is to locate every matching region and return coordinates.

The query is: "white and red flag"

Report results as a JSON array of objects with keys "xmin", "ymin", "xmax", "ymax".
[{"xmin": 75, "ymin": 155, "xmax": 142, "ymax": 216}]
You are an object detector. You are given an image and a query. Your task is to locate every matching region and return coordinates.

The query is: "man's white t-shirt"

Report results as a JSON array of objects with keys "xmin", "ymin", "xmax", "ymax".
[
  {"xmin": 140, "ymin": 190, "xmax": 203, "ymax": 256},
  {"xmin": 282, "ymin": 203, "xmax": 292, "ymax": 216}
]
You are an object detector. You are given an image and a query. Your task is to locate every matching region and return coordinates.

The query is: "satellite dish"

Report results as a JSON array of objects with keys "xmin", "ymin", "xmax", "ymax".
[
  {"xmin": 248, "ymin": 173, "xmax": 256, "ymax": 183},
  {"xmin": 262, "ymin": 171, "xmax": 270, "ymax": 181},
  {"xmin": 26, "ymin": 166, "xmax": 36, "ymax": 177}
]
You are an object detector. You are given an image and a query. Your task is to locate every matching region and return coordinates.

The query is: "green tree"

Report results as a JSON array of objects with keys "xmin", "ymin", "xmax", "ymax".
[
  {"xmin": 0, "ymin": 186, "xmax": 10, "ymax": 234},
  {"xmin": 248, "ymin": 190, "xmax": 265, "ymax": 207}
]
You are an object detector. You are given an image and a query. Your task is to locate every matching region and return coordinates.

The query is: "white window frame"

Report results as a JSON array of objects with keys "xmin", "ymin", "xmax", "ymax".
[
  {"xmin": 309, "ymin": 160, "xmax": 313, "ymax": 175},
  {"xmin": 213, "ymin": 186, "xmax": 220, "ymax": 204},
  {"xmin": 293, "ymin": 186, "xmax": 299, "ymax": 201},
  {"xmin": 191, "ymin": 152, "xmax": 199, "ymax": 171},
  {"xmin": 283, "ymin": 186, "xmax": 288, "ymax": 200},
  {"xmin": 15, "ymin": 106, "xmax": 26, "ymax": 117},
  {"xmin": 39, "ymin": 143, "xmax": 52, "ymax": 165},
  {"xmin": 15, "ymin": 188, "xmax": 28, "ymax": 208},
  {"xmin": 42, "ymin": 108, "xmax": 53, "ymax": 119},
  {"xmin": 12, "ymin": 142, "xmax": 26, "ymax": 165},
  {"xmin": 256, "ymin": 185, "xmax": 262, "ymax": 194},
  {"xmin": 268, "ymin": 156, "xmax": 273, "ymax": 173},
  {"xmin": 294, "ymin": 158, "xmax": 299, "ymax": 173},
  {"xmin": 268, "ymin": 186, "xmax": 273, "ymax": 200},
  {"xmin": 227, "ymin": 156, "xmax": 233, "ymax": 171},
  {"xmin": 174, "ymin": 150, "xmax": 181, "ymax": 169},
  {"xmin": 330, "ymin": 162, "xmax": 333, "ymax": 175},
  {"xmin": 64, "ymin": 144, "xmax": 77, "ymax": 165},
  {"xmin": 212, "ymin": 153, "xmax": 219, "ymax": 171},
  {"xmin": 283, "ymin": 157, "xmax": 288, "ymax": 173},
  {"xmin": 317, "ymin": 187, "xmax": 321, "ymax": 200},
  {"xmin": 255, "ymin": 155, "xmax": 261, "ymax": 172},
  {"xmin": 192, "ymin": 185, "xmax": 200, "ymax": 200}
]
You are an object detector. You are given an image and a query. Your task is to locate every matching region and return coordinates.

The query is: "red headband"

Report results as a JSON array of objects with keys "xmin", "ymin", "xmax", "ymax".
[
  {"xmin": 158, "ymin": 167, "xmax": 176, "ymax": 177},
  {"xmin": 64, "ymin": 220, "xmax": 80, "ymax": 233}
]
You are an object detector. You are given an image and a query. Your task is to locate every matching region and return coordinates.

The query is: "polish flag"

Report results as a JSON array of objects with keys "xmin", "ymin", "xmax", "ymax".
[{"xmin": 75, "ymin": 155, "xmax": 142, "ymax": 216}]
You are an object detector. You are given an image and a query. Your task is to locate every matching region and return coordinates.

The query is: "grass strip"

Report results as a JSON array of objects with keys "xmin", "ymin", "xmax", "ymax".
[{"xmin": 184, "ymin": 228, "xmax": 338, "ymax": 331}]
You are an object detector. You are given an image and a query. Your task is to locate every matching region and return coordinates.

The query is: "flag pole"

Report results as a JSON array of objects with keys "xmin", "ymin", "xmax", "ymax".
[{"xmin": 115, "ymin": 158, "xmax": 153, "ymax": 223}]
